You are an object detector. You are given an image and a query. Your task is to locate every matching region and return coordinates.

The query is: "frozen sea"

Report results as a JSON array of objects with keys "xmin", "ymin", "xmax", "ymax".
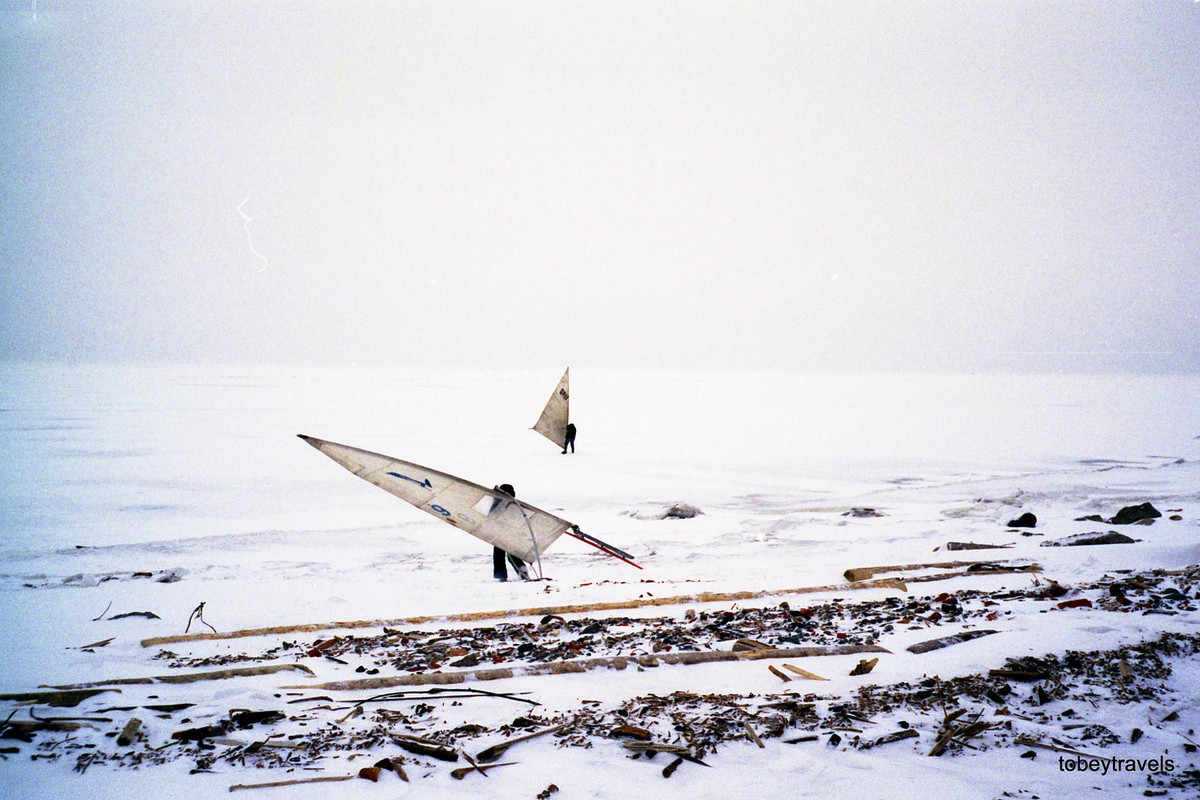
[
  {"xmin": 1, "ymin": 362, "xmax": 1198, "ymax": 799},
  {"xmin": 4, "ymin": 363, "xmax": 1197, "ymax": 555}
]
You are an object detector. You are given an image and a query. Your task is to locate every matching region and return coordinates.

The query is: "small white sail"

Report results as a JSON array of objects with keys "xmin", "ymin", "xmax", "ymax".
[
  {"xmin": 298, "ymin": 435, "xmax": 568, "ymax": 565},
  {"xmin": 532, "ymin": 368, "xmax": 569, "ymax": 449}
]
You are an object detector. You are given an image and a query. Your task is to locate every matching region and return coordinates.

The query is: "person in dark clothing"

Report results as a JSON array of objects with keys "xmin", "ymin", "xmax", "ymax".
[
  {"xmin": 492, "ymin": 546, "xmax": 514, "ymax": 581},
  {"xmin": 490, "ymin": 484, "xmax": 531, "ymax": 581},
  {"xmin": 561, "ymin": 422, "xmax": 576, "ymax": 454}
]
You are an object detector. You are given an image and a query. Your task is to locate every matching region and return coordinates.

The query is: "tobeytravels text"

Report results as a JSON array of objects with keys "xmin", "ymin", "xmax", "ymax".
[{"xmin": 1058, "ymin": 755, "xmax": 1176, "ymax": 776}]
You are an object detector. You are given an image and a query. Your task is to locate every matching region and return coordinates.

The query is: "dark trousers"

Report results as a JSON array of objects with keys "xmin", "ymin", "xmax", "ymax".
[{"xmin": 493, "ymin": 547, "xmax": 530, "ymax": 581}]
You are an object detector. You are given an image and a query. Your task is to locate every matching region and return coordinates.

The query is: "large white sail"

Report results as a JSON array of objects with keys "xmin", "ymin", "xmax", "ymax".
[
  {"xmin": 532, "ymin": 368, "xmax": 569, "ymax": 448},
  {"xmin": 298, "ymin": 435, "xmax": 568, "ymax": 565}
]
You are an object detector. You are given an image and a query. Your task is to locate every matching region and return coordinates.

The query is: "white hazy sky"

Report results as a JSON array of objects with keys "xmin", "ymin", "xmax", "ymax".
[{"xmin": 2, "ymin": 1, "xmax": 1198, "ymax": 371}]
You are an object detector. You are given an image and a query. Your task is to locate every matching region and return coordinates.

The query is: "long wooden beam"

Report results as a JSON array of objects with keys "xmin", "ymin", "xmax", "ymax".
[
  {"xmin": 283, "ymin": 643, "xmax": 893, "ymax": 692},
  {"xmin": 141, "ymin": 578, "xmax": 908, "ymax": 648},
  {"xmin": 46, "ymin": 663, "xmax": 315, "ymax": 690},
  {"xmin": 843, "ymin": 559, "xmax": 1039, "ymax": 582}
]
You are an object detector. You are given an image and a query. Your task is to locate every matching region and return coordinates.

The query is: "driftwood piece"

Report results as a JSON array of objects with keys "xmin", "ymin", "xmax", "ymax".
[
  {"xmin": 117, "ymin": 717, "xmax": 143, "ymax": 746},
  {"xmin": 75, "ymin": 637, "xmax": 115, "ymax": 650},
  {"xmin": 396, "ymin": 737, "xmax": 458, "ymax": 762},
  {"xmin": 927, "ymin": 728, "xmax": 955, "ymax": 757},
  {"xmin": 476, "ymin": 722, "xmax": 569, "ymax": 763},
  {"xmin": 47, "ymin": 663, "xmax": 314, "ymax": 690},
  {"xmin": 285, "ymin": 644, "xmax": 892, "ymax": 692},
  {"xmin": 906, "ymin": 629, "xmax": 999, "ymax": 655},
  {"xmin": 2, "ymin": 719, "xmax": 90, "ymax": 735},
  {"xmin": 612, "ymin": 725, "xmax": 652, "ymax": 740},
  {"xmin": 173, "ymin": 724, "xmax": 226, "ymax": 742},
  {"xmin": 1041, "ymin": 532, "xmax": 1137, "ymax": 547},
  {"xmin": 849, "ymin": 657, "xmax": 879, "ymax": 676},
  {"xmin": 845, "ymin": 560, "xmax": 981, "ymax": 582},
  {"xmin": 348, "ymin": 686, "xmax": 538, "ymax": 707},
  {"xmin": 142, "ymin": 578, "xmax": 909, "ymax": 648},
  {"xmin": 929, "ymin": 716, "xmax": 994, "ymax": 757},
  {"xmin": 845, "ymin": 560, "xmax": 1039, "ymax": 583},
  {"xmin": 229, "ymin": 709, "xmax": 285, "ymax": 728},
  {"xmin": 375, "ymin": 757, "xmax": 409, "ymax": 781},
  {"xmin": 186, "ymin": 602, "xmax": 217, "ymax": 635},
  {"xmin": 987, "ymin": 669, "xmax": 1047, "ymax": 682},
  {"xmin": 732, "ymin": 638, "xmax": 772, "ymax": 652},
  {"xmin": 210, "ymin": 736, "xmax": 305, "ymax": 751},
  {"xmin": 144, "ymin": 702, "xmax": 194, "ymax": 713},
  {"xmin": 902, "ymin": 565, "xmax": 1041, "ymax": 584},
  {"xmin": 92, "ymin": 601, "xmax": 113, "ymax": 621},
  {"xmin": 0, "ymin": 689, "xmax": 117, "ymax": 707},
  {"xmin": 1014, "ymin": 736, "xmax": 1114, "ymax": 763},
  {"xmin": 782, "ymin": 664, "xmax": 828, "ymax": 681},
  {"xmin": 451, "ymin": 760, "xmax": 517, "ymax": 780},
  {"xmin": 27, "ymin": 709, "xmax": 111, "ymax": 723},
  {"xmin": 865, "ymin": 729, "xmax": 919, "ymax": 748},
  {"xmin": 228, "ymin": 775, "xmax": 355, "ymax": 792},
  {"xmin": 623, "ymin": 741, "xmax": 710, "ymax": 767},
  {"xmin": 943, "ymin": 542, "xmax": 1013, "ymax": 551}
]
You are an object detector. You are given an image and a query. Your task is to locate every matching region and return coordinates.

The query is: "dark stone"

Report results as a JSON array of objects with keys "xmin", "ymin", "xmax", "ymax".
[
  {"xmin": 843, "ymin": 507, "xmax": 884, "ymax": 518},
  {"xmin": 1108, "ymin": 502, "xmax": 1161, "ymax": 525},
  {"xmin": 1007, "ymin": 512, "xmax": 1037, "ymax": 528},
  {"xmin": 662, "ymin": 503, "xmax": 702, "ymax": 519}
]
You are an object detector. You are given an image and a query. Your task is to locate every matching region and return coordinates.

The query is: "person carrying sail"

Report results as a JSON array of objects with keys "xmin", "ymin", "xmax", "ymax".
[
  {"xmin": 300, "ymin": 435, "xmax": 642, "ymax": 574},
  {"xmin": 533, "ymin": 368, "xmax": 571, "ymax": 454},
  {"xmin": 491, "ymin": 484, "xmax": 531, "ymax": 581}
]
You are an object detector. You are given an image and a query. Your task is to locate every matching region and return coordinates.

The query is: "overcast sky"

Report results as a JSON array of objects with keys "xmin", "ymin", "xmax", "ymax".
[{"xmin": 2, "ymin": 1, "xmax": 1198, "ymax": 371}]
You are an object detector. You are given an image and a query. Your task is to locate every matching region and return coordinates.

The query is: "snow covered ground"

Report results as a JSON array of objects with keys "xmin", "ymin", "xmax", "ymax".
[{"xmin": 1, "ymin": 364, "xmax": 1198, "ymax": 799}]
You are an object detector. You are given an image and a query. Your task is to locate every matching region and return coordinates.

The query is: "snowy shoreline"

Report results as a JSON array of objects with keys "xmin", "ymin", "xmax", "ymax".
[{"xmin": 2, "ymin": 365, "xmax": 1198, "ymax": 798}]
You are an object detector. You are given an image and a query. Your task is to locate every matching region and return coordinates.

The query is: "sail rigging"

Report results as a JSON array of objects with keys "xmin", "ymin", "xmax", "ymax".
[
  {"xmin": 532, "ymin": 368, "xmax": 569, "ymax": 449},
  {"xmin": 298, "ymin": 434, "xmax": 640, "ymax": 570}
]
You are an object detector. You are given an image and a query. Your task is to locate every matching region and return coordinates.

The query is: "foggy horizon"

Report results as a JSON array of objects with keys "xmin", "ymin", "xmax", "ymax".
[{"xmin": 3, "ymin": 2, "xmax": 1198, "ymax": 374}]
